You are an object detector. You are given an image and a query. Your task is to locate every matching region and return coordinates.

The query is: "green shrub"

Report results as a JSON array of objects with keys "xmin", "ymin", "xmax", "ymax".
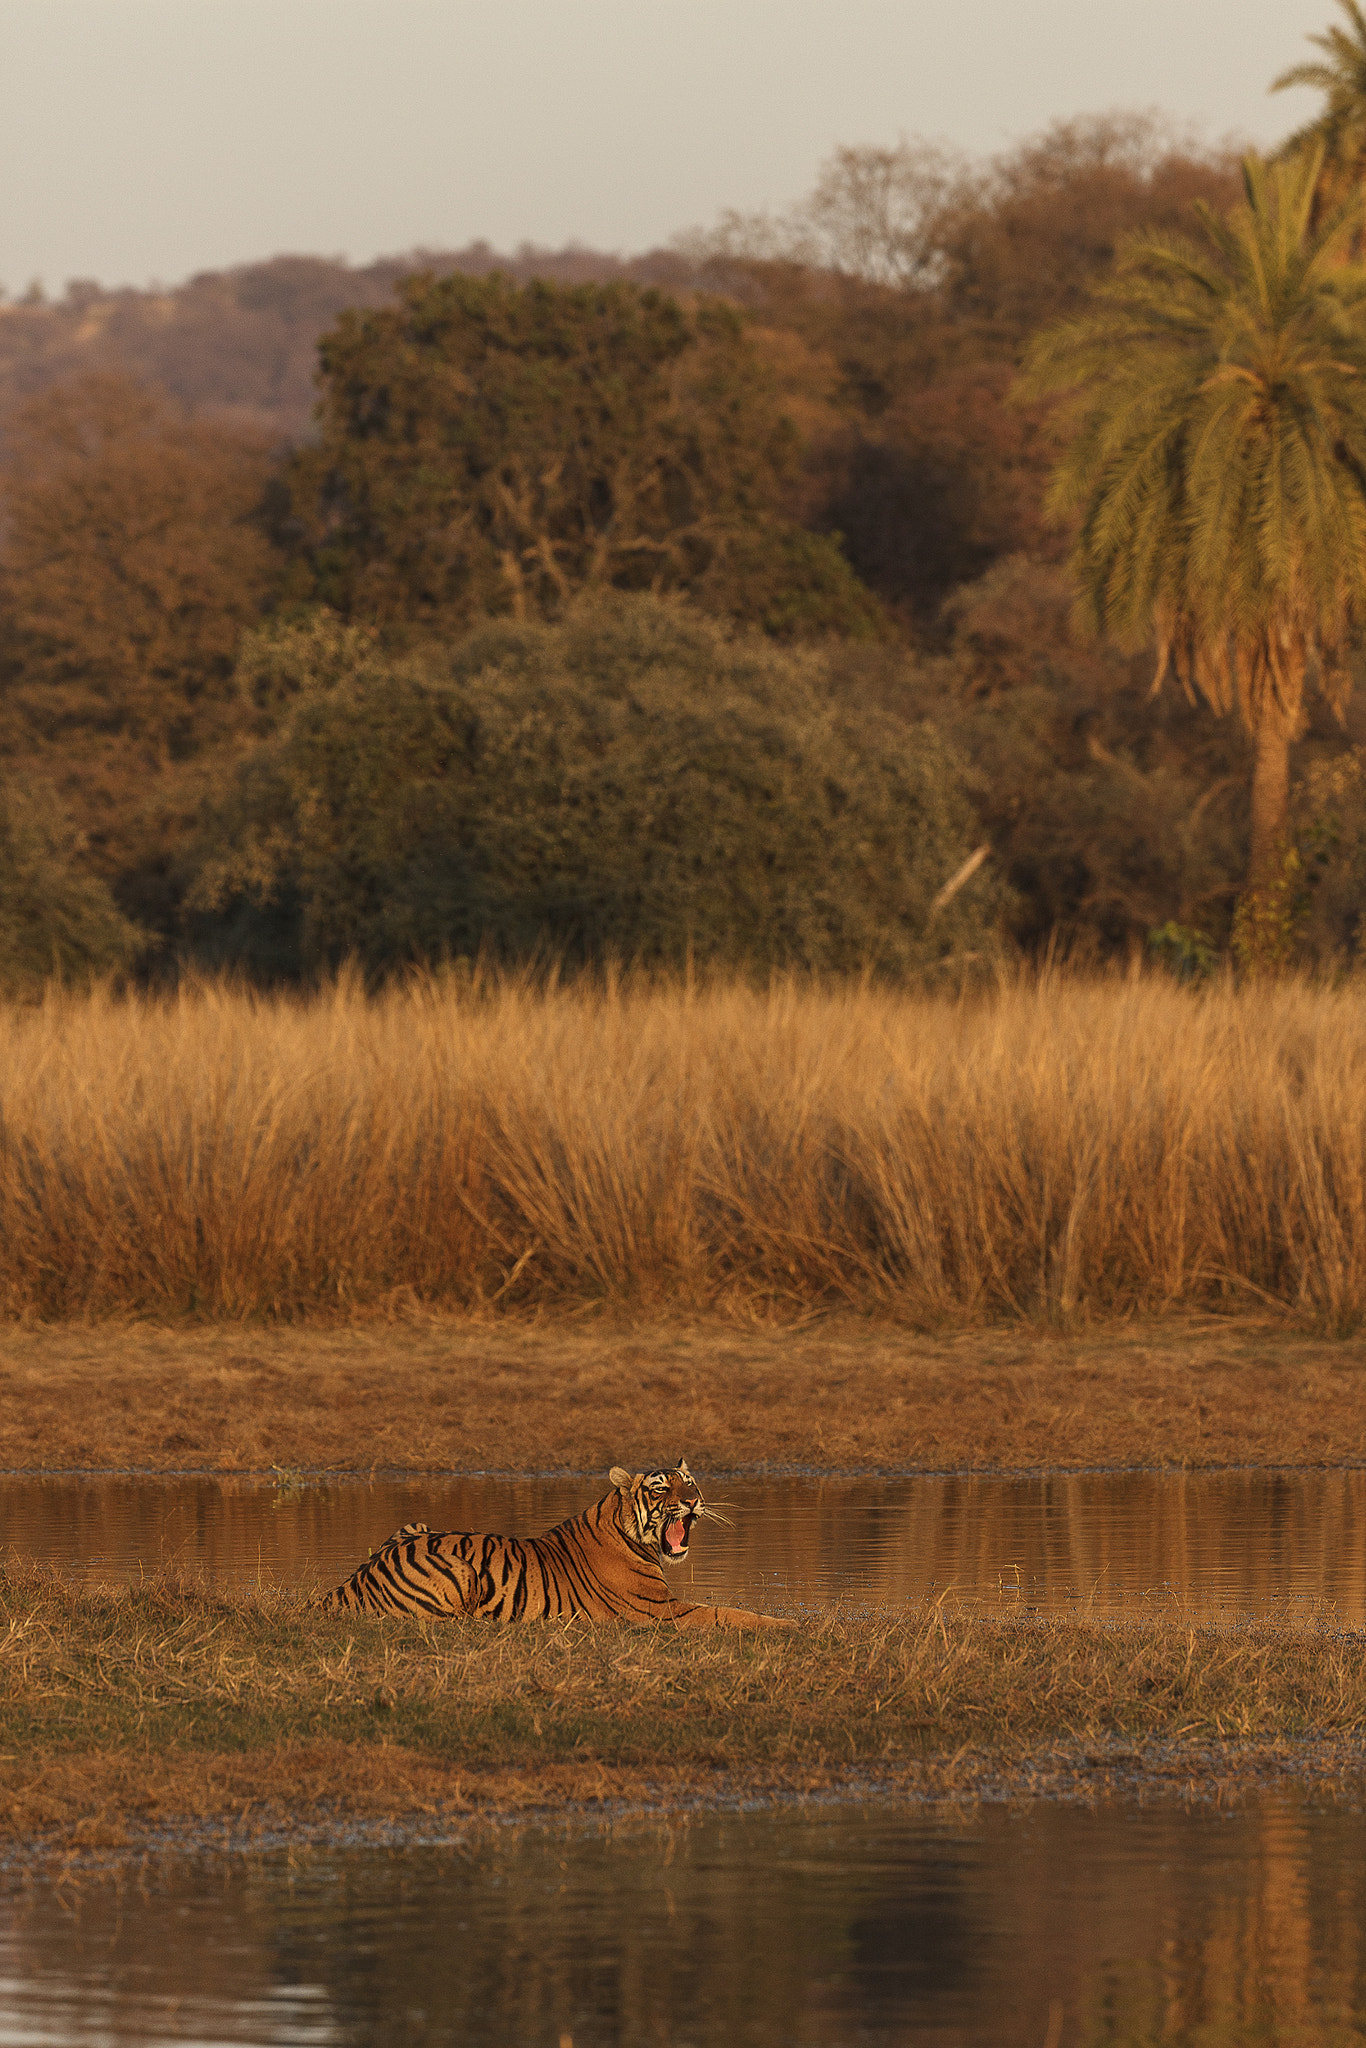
[
  {"xmin": 188, "ymin": 598, "xmax": 1000, "ymax": 979},
  {"xmin": 923, "ymin": 558, "xmax": 1253, "ymax": 954},
  {"xmin": 0, "ymin": 782, "xmax": 145, "ymax": 995}
]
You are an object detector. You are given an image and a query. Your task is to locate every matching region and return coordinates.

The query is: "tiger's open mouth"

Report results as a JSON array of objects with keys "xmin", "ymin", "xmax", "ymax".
[{"xmin": 661, "ymin": 1512, "xmax": 692, "ymax": 1560}]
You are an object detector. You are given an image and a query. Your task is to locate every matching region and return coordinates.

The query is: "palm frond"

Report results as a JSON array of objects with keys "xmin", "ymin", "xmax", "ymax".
[
  {"xmin": 1015, "ymin": 138, "xmax": 1366, "ymax": 739},
  {"xmin": 1272, "ymin": 0, "xmax": 1366, "ymax": 100}
]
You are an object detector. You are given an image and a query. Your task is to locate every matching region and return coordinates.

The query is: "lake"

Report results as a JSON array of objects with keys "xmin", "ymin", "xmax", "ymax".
[
  {"xmin": 3, "ymin": 1792, "xmax": 1365, "ymax": 2044},
  {"xmin": 6, "ymin": 1466, "xmax": 1366, "ymax": 1621}
]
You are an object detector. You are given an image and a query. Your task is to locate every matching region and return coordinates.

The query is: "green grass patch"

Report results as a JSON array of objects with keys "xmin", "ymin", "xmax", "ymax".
[{"xmin": 5, "ymin": 1571, "xmax": 1366, "ymax": 1791}]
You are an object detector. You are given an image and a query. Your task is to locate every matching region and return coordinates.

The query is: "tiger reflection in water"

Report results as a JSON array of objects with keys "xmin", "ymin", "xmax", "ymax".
[{"xmin": 314, "ymin": 1457, "xmax": 795, "ymax": 1630}]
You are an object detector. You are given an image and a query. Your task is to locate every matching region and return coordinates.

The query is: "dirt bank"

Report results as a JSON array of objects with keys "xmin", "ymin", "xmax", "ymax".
[{"xmin": 4, "ymin": 1315, "xmax": 1365, "ymax": 1474}]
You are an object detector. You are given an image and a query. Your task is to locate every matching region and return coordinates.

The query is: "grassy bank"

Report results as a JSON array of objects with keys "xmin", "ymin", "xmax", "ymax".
[
  {"xmin": 5, "ymin": 1572, "xmax": 1366, "ymax": 1852},
  {"xmin": 3, "ymin": 1316, "xmax": 1365, "ymax": 1473},
  {"xmin": 2, "ymin": 972, "xmax": 1366, "ymax": 1327}
]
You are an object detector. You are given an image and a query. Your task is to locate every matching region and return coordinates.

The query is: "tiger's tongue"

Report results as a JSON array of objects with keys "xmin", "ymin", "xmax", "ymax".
[{"xmin": 664, "ymin": 1518, "xmax": 686, "ymax": 1554}]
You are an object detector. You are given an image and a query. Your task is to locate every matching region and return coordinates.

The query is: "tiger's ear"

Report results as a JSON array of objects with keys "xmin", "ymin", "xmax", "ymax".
[
  {"xmin": 609, "ymin": 1466, "xmax": 633, "ymax": 1490},
  {"xmin": 677, "ymin": 1455, "xmax": 692, "ymax": 1477}
]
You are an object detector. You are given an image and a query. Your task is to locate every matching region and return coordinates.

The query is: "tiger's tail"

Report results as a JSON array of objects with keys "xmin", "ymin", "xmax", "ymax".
[{"xmin": 307, "ymin": 1523, "xmax": 434, "ymax": 1613}]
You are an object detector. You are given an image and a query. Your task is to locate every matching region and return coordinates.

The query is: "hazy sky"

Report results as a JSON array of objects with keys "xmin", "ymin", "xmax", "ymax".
[{"xmin": 3, "ymin": 0, "xmax": 1328, "ymax": 293}]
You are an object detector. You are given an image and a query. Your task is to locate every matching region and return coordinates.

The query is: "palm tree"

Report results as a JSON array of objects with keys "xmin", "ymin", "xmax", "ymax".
[
  {"xmin": 1017, "ymin": 147, "xmax": 1366, "ymax": 910},
  {"xmin": 1274, "ymin": 1, "xmax": 1366, "ymax": 231}
]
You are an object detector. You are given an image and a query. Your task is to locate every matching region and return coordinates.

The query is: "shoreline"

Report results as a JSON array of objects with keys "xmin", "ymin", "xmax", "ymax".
[{"xmin": 6, "ymin": 1739, "xmax": 1366, "ymax": 1879}]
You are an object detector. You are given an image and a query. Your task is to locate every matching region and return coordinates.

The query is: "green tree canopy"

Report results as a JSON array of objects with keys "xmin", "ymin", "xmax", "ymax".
[
  {"xmin": 288, "ymin": 273, "xmax": 881, "ymax": 641},
  {"xmin": 1017, "ymin": 148, "xmax": 1366, "ymax": 898},
  {"xmin": 187, "ymin": 599, "xmax": 996, "ymax": 979}
]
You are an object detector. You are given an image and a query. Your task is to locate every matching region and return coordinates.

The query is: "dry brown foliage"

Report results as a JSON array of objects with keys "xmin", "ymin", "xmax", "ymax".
[
  {"xmin": 1, "ymin": 972, "xmax": 1365, "ymax": 1328},
  {"xmin": 0, "ymin": 374, "xmax": 278, "ymax": 760}
]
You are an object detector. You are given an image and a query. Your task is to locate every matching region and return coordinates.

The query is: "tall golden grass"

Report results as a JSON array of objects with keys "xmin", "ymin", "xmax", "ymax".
[{"xmin": 1, "ymin": 970, "xmax": 1364, "ymax": 1325}]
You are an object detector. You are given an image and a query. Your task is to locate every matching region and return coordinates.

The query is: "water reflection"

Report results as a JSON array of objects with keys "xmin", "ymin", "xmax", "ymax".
[
  {"xmin": 5, "ymin": 1469, "xmax": 1366, "ymax": 1622},
  {"xmin": 3, "ymin": 1793, "xmax": 1365, "ymax": 2045}
]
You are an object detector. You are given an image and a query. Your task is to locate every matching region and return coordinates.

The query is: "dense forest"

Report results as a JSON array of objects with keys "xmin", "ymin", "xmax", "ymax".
[{"xmin": 4, "ymin": 82, "xmax": 1366, "ymax": 993}]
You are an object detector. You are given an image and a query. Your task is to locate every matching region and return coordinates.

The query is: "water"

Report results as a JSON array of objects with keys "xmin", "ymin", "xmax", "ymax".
[
  {"xmin": 8, "ymin": 1469, "xmax": 1366, "ymax": 2043},
  {"xmin": 5, "ymin": 1467, "xmax": 1366, "ymax": 1622},
  {"xmin": 4, "ymin": 1793, "xmax": 1366, "ymax": 2045}
]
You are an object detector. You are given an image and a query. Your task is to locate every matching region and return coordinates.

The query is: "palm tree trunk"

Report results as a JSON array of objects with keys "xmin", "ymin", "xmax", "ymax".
[{"xmin": 1249, "ymin": 713, "xmax": 1292, "ymax": 894}]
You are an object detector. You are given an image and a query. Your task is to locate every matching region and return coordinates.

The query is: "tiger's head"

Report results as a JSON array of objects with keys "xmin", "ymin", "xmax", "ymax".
[{"xmin": 608, "ymin": 1456, "xmax": 729, "ymax": 1565}]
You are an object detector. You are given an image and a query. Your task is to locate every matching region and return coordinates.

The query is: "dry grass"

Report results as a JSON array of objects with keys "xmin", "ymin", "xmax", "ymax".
[
  {"xmin": 3, "ymin": 1316, "xmax": 1364, "ymax": 1473},
  {"xmin": 2, "ymin": 970, "xmax": 1366, "ymax": 1328},
  {"xmin": 4, "ymin": 1570, "xmax": 1366, "ymax": 1848}
]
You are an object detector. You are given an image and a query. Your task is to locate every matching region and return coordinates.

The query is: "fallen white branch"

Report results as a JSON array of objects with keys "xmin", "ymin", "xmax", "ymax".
[{"xmin": 929, "ymin": 844, "xmax": 990, "ymax": 919}]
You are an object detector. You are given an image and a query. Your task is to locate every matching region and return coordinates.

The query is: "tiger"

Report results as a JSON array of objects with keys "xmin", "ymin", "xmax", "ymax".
[{"xmin": 313, "ymin": 1456, "xmax": 794, "ymax": 1630}]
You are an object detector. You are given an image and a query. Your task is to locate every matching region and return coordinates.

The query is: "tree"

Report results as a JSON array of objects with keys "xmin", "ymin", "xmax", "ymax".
[
  {"xmin": 1274, "ymin": 1, "xmax": 1366, "ymax": 229},
  {"xmin": 683, "ymin": 117, "xmax": 1240, "ymax": 628},
  {"xmin": 0, "ymin": 374, "xmax": 280, "ymax": 762},
  {"xmin": 290, "ymin": 273, "xmax": 881, "ymax": 641},
  {"xmin": 681, "ymin": 140, "xmax": 968, "ymax": 289},
  {"xmin": 934, "ymin": 116, "xmax": 1240, "ymax": 346},
  {"xmin": 814, "ymin": 363, "xmax": 1061, "ymax": 622},
  {"xmin": 1017, "ymin": 148, "xmax": 1366, "ymax": 906}
]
